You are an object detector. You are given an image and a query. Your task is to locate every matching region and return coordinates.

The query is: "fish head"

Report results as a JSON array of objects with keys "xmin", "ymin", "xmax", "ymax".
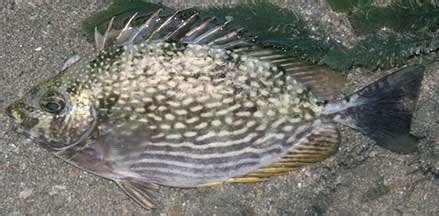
[{"xmin": 6, "ymin": 64, "xmax": 97, "ymax": 152}]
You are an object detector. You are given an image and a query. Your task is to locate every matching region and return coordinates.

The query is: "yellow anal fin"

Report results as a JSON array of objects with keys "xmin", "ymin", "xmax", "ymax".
[
  {"xmin": 194, "ymin": 124, "xmax": 340, "ymax": 187},
  {"xmin": 196, "ymin": 181, "xmax": 225, "ymax": 188},
  {"xmin": 226, "ymin": 177, "xmax": 270, "ymax": 183},
  {"xmin": 233, "ymin": 123, "xmax": 340, "ymax": 180},
  {"xmin": 195, "ymin": 177, "xmax": 269, "ymax": 188}
]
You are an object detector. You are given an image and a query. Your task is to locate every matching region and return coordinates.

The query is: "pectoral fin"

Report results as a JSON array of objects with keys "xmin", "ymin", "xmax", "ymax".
[{"xmin": 115, "ymin": 180, "xmax": 159, "ymax": 210}]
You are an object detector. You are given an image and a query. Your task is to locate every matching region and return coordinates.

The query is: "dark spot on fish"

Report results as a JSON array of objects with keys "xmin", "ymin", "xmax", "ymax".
[
  {"xmin": 143, "ymin": 101, "xmax": 154, "ymax": 112},
  {"xmin": 214, "ymin": 72, "xmax": 227, "ymax": 79},
  {"xmin": 142, "ymin": 66, "xmax": 151, "ymax": 76},
  {"xmin": 133, "ymin": 51, "xmax": 146, "ymax": 60},
  {"xmin": 66, "ymin": 80, "xmax": 81, "ymax": 94},
  {"xmin": 233, "ymin": 86, "xmax": 244, "ymax": 94},
  {"xmin": 89, "ymin": 46, "xmax": 124, "ymax": 69},
  {"xmin": 25, "ymin": 106, "xmax": 35, "ymax": 112},
  {"xmin": 49, "ymin": 115, "xmax": 66, "ymax": 132},
  {"xmin": 98, "ymin": 93, "xmax": 119, "ymax": 121},
  {"xmin": 123, "ymin": 114, "xmax": 132, "ymax": 121},
  {"xmin": 21, "ymin": 117, "xmax": 39, "ymax": 129},
  {"xmin": 247, "ymin": 106, "xmax": 257, "ymax": 113},
  {"xmin": 317, "ymin": 100, "xmax": 328, "ymax": 106}
]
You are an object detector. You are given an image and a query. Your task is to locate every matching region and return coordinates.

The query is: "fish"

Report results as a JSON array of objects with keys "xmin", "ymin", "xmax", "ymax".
[{"xmin": 6, "ymin": 0, "xmax": 425, "ymax": 210}]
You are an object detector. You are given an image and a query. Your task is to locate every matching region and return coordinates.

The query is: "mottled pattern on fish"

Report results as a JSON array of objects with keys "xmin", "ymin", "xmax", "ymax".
[{"xmin": 61, "ymin": 39, "xmax": 327, "ymax": 186}]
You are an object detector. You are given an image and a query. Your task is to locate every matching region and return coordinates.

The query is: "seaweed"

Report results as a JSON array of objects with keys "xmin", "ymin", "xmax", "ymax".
[
  {"xmin": 322, "ymin": 31, "xmax": 439, "ymax": 71},
  {"xmin": 349, "ymin": 1, "xmax": 439, "ymax": 34},
  {"xmin": 183, "ymin": 0, "xmax": 338, "ymax": 63},
  {"xmin": 325, "ymin": 0, "xmax": 439, "ymax": 71},
  {"xmin": 82, "ymin": 0, "xmax": 439, "ymax": 72},
  {"xmin": 327, "ymin": 0, "xmax": 373, "ymax": 13}
]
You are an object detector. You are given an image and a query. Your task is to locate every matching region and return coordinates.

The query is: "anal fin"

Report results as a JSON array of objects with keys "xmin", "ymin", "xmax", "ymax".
[
  {"xmin": 195, "ymin": 177, "xmax": 269, "ymax": 188},
  {"xmin": 193, "ymin": 124, "xmax": 339, "ymax": 187},
  {"xmin": 229, "ymin": 123, "xmax": 340, "ymax": 182},
  {"xmin": 115, "ymin": 180, "xmax": 159, "ymax": 210}
]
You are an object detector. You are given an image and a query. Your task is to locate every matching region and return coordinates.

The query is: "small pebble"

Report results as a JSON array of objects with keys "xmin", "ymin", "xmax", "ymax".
[{"xmin": 19, "ymin": 188, "xmax": 33, "ymax": 199}]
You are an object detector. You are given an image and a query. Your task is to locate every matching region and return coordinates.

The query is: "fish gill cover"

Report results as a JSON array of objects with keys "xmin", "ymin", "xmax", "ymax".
[{"xmin": 82, "ymin": 0, "xmax": 439, "ymax": 72}]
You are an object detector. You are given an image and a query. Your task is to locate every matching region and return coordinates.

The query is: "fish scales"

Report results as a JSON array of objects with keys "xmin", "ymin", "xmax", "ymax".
[{"xmin": 88, "ymin": 42, "xmax": 319, "ymax": 186}]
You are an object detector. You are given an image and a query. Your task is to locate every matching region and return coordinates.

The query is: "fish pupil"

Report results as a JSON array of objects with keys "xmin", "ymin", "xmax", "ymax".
[
  {"xmin": 40, "ymin": 92, "xmax": 66, "ymax": 114},
  {"xmin": 46, "ymin": 102, "xmax": 60, "ymax": 111}
]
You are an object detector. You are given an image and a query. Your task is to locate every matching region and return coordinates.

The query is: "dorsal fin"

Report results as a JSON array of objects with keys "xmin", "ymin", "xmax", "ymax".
[
  {"xmin": 91, "ymin": 8, "xmax": 247, "ymax": 49},
  {"xmin": 281, "ymin": 60, "xmax": 346, "ymax": 101},
  {"xmin": 164, "ymin": 13, "xmax": 199, "ymax": 41},
  {"xmin": 232, "ymin": 46, "xmax": 346, "ymax": 100},
  {"xmin": 89, "ymin": 5, "xmax": 346, "ymax": 100}
]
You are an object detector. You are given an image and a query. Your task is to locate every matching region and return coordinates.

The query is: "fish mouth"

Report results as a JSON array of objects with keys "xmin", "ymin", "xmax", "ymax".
[
  {"xmin": 6, "ymin": 104, "xmax": 20, "ymax": 132},
  {"xmin": 5, "ymin": 102, "xmax": 98, "ymax": 152},
  {"xmin": 6, "ymin": 115, "xmax": 18, "ymax": 134},
  {"xmin": 6, "ymin": 104, "xmax": 18, "ymax": 121}
]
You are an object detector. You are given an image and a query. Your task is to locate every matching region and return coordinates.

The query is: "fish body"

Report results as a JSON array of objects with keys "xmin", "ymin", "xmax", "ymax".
[
  {"xmin": 6, "ymin": 1, "xmax": 424, "ymax": 209},
  {"xmin": 67, "ymin": 41, "xmax": 329, "ymax": 187}
]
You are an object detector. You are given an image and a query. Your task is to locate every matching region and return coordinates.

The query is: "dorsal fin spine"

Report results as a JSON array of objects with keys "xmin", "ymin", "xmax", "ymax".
[
  {"xmin": 164, "ymin": 13, "xmax": 199, "ymax": 41},
  {"xmin": 209, "ymin": 28, "xmax": 243, "ymax": 45},
  {"xmin": 247, "ymin": 50, "xmax": 274, "ymax": 57},
  {"xmin": 94, "ymin": 16, "xmax": 116, "ymax": 50},
  {"xmin": 216, "ymin": 40, "xmax": 249, "ymax": 49},
  {"xmin": 94, "ymin": 27, "xmax": 104, "ymax": 50},
  {"xmin": 116, "ymin": 12, "xmax": 138, "ymax": 41},
  {"xmin": 129, "ymin": 9, "xmax": 162, "ymax": 43},
  {"xmin": 184, "ymin": 17, "xmax": 216, "ymax": 39},
  {"xmin": 102, "ymin": 16, "xmax": 115, "ymax": 49},
  {"xmin": 192, "ymin": 19, "xmax": 232, "ymax": 44},
  {"xmin": 258, "ymin": 54, "xmax": 285, "ymax": 60},
  {"xmin": 146, "ymin": 10, "xmax": 180, "ymax": 42}
]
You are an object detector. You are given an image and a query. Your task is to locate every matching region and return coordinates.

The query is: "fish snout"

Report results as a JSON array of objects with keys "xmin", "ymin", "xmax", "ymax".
[
  {"xmin": 5, "ymin": 103, "xmax": 20, "ymax": 132},
  {"xmin": 6, "ymin": 102, "xmax": 23, "ymax": 122}
]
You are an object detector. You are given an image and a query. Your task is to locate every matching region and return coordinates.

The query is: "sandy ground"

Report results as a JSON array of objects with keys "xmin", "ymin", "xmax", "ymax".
[{"xmin": 1, "ymin": 0, "xmax": 438, "ymax": 215}]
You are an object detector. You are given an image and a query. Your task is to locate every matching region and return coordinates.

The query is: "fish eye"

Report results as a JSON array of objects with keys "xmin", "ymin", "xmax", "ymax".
[{"xmin": 40, "ymin": 91, "xmax": 66, "ymax": 114}]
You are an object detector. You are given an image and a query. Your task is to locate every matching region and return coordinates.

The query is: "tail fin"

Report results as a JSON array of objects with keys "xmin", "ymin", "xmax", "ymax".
[{"xmin": 322, "ymin": 65, "xmax": 425, "ymax": 153}]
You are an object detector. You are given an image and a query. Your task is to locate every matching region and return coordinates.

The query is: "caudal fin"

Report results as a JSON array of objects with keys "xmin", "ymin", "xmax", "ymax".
[{"xmin": 323, "ymin": 65, "xmax": 425, "ymax": 153}]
